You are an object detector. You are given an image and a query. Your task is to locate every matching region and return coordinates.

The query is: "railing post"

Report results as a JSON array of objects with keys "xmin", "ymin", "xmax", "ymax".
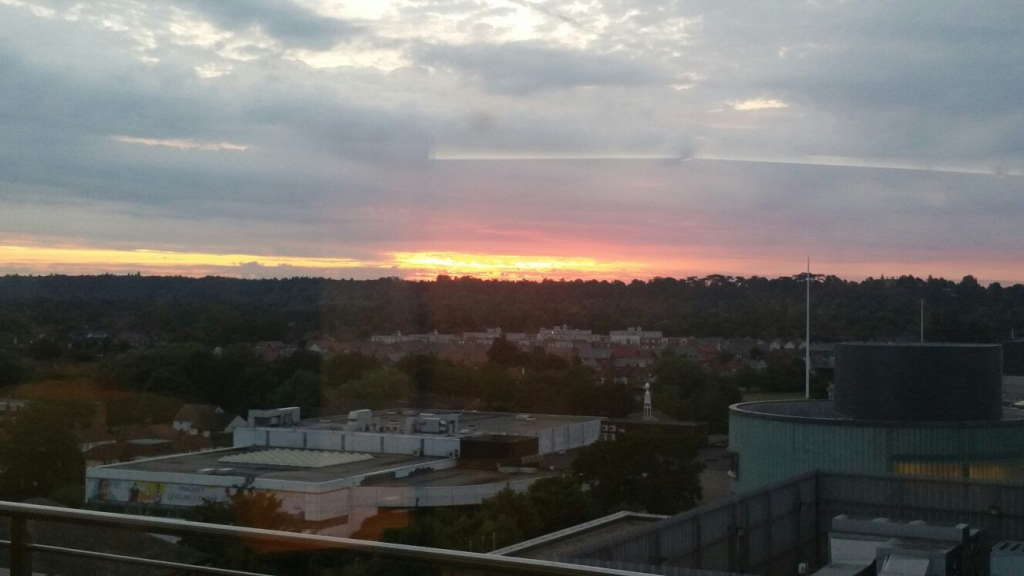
[{"xmin": 10, "ymin": 513, "xmax": 32, "ymax": 576}]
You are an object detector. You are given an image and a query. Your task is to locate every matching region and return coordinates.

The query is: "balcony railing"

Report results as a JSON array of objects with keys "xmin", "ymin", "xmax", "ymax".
[{"xmin": 0, "ymin": 500, "xmax": 645, "ymax": 576}]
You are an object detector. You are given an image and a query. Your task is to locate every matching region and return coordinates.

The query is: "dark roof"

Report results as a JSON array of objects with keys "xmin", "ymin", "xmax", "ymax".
[
  {"xmin": 491, "ymin": 511, "xmax": 666, "ymax": 561},
  {"xmin": 0, "ymin": 499, "xmax": 208, "ymax": 575},
  {"xmin": 83, "ymin": 442, "xmax": 126, "ymax": 462},
  {"xmin": 616, "ymin": 411, "xmax": 704, "ymax": 426},
  {"xmin": 75, "ymin": 427, "xmax": 116, "ymax": 444},
  {"xmin": 115, "ymin": 424, "xmax": 180, "ymax": 442},
  {"xmin": 173, "ymin": 404, "xmax": 238, "ymax": 431}
]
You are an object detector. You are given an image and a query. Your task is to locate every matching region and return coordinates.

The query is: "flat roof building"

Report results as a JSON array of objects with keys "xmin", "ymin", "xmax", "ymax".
[{"xmin": 86, "ymin": 408, "xmax": 602, "ymax": 537}]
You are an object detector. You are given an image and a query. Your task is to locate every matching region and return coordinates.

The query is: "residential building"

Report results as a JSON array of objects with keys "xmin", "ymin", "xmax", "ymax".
[{"xmin": 172, "ymin": 404, "xmax": 246, "ymax": 437}]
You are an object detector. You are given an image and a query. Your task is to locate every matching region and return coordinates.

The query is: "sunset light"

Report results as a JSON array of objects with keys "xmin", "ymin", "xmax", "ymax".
[
  {"xmin": 390, "ymin": 252, "xmax": 647, "ymax": 280},
  {"xmin": 0, "ymin": 245, "xmax": 369, "ymax": 275},
  {"xmin": 0, "ymin": 245, "xmax": 650, "ymax": 281}
]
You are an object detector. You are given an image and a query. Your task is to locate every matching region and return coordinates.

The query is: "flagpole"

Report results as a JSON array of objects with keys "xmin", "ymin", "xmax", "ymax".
[{"xmin": 805, "ymin": 257, "xmax": 810, "ymax": 399}]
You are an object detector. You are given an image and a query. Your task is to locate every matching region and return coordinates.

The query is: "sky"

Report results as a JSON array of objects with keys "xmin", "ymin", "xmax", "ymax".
[{"xmin": 1, "ymin": 0, "xmax": 1022, "ymax": 283}]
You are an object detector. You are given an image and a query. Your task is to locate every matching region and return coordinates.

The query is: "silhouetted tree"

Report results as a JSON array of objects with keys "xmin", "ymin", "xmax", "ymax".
[{"xmin": 0, "ymin": 403, "xmax": 85, "ymax": 504}]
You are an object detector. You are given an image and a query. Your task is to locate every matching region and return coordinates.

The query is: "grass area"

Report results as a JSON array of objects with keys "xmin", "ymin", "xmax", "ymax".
[
  {"xmin": 28, "ymin": 359, "xmax": 101, "ymax": 382},
  {"xmin": 4, "ymin": 378, "xmax": 184, "ymax": 427},
  {"xmin": 741, "ymin": 391, "xmax": 805, "ymax": 402}
]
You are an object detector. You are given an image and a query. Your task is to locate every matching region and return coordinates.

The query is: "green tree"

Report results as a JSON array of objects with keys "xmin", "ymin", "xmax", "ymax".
[
  {"xmin": 474, "ymin": 487, "xmax": 542, "ymax": 545},
  {"xmin": 399, "ymin": 354, "xmax": 437, "ymax": 402},
  {"xmin": 526, "ymin": 476, "xmax": 597, "ymax": 533},
  {"xmin": 655, "ymin": 354, "xmax": 741, "ymax": 432},
  {"xmin": 487, "ymin": 336, "xmax": 521, "ymax": 367},
  {"xmin": 325, "ymin": 368, "xmax": 411, "ymax": 411},
  {"xmin": 28, "ymin": 337, "xmax": 62, "ymax": 361},
  {"xmin": 0, "ymin": 350, "xmax": 32, "ymax": 388},
  {"xmin": 572, "ymin": 429, "xmax": 703, "ymax": 515},
  {"xmin": 0, "ymin": 403, "xmax": 85, "ymax": 503},
  {"xmin": 183, "ymin": 491, "xmax": 298, "ymax": 573},
  {"xmin": 323, "ymin": 352, "xmax": 382, "ymax": 388},
  {"xmin": 270, "ymin": 370, "xmax": 322, "ymax": 415}
]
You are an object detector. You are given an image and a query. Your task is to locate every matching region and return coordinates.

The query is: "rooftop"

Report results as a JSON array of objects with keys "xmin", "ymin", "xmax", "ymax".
[
  {"xmin": 491, "ymin": 511, "xmax": 667, "ymax": 561},
  {"xmin": 369, "ymin": 466, "xmax": 557, "ymax": 488},
  {"xmin": 839, "ymin": 342, "xmax": 1002, "ymax": 348},
  {"xmin": 95, "ymin": 447, "xmax": 442, "ymax": 484},
  {"xmin": 300, "ymin": 409, "xmax": 599, "ymax": 437},
  {"xmin": 731, "ymin": 400, "xmax": 1024, "ymax": 427}
]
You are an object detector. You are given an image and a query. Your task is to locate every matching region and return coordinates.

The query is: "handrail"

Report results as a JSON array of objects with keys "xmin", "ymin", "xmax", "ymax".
[{"xmin": 0, "ymin": 500, "xmax": 645, "ymax": 576}]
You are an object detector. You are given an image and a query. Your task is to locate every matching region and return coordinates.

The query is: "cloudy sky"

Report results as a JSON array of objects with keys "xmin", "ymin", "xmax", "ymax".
[{"xmin": 1, "ymin": 0, "xmax": 1022, "ymax": 282}]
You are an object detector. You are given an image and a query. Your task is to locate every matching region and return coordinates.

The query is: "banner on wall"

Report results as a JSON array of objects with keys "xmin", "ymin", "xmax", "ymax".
[{"xmin": 88, "ymin": 478, "xmax": 236, "ymax": 507}]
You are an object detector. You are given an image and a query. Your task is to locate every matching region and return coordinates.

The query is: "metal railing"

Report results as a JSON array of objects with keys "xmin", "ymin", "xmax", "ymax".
[{"xmin": 0, "ymin": 500, "xmax": 646, "ymax": 576}]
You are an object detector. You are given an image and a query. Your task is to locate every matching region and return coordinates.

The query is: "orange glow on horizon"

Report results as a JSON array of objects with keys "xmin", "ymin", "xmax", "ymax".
[
  {"xmin": 0, "ymin": 244, "xmax": 1019, "ymax": 284},
  {"xmin": 0, "ymin": 244, "xmax": 371, "ymax": 271},
  {"xmin": 391, "ymin": 251, "xmax": 647, "ymax": 280},
  {"xmin": 0, "ymin": 245, "xmax": 648, "ymax": 280}
]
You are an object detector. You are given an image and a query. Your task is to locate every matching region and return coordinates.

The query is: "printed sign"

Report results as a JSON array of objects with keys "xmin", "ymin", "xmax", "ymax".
[{"xmin": 88, "ymin": 478, "xmax": 235, "ymax": 507}]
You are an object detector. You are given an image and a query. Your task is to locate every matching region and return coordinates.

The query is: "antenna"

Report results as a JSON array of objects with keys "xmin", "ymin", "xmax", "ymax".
[{"xmin": 805, "ymin": 257, "xmax": 811, "ymax": 400}]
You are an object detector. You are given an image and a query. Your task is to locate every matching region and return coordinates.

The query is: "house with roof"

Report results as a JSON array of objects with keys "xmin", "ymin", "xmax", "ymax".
[
  {"xmin": 575, "ymin": 345, "xmax": 613, "ymax": 369},
  {"xmin": 172, "ymin": 404, "xmax": 245, "ymax": 438},
  {"xmin": 255, "ymin": 340, "xmax": 297, "ymax": 362},
  {"xmin": 75, "ymin": 427, "xmax": 117, "ymax": 452}
]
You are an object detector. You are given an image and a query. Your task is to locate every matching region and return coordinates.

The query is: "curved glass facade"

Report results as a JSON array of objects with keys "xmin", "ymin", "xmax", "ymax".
[{"xmin": 728, "ymin": 400, "xmax": 1024, "ymax": 492}]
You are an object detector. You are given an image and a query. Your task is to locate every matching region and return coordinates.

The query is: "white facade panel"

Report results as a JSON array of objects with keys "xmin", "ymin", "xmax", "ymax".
[
  {"xmin": 346, "ymin": 433, "xmax": 384, "ymax": 453},
  {"xmin": 305, "ymin": 430, "xmax": 344, "ymax": 451},
  {"xmin": 538, "ymin": 429, "xmax": 553, "ymax": 454},
  {"xmin": 382, "ymin": 435, "xmax": 421, "ymax": 455},
  {"xmin": 233, "ymin": 427, "xmax": 261, "ymax": 447},
  {"xmin": 268, "ymin": 429, "xmax": 305, "ymax": 448},
  {"xmin": 422, "ymin": 437, "xmax": 461, "ymax": 457}
]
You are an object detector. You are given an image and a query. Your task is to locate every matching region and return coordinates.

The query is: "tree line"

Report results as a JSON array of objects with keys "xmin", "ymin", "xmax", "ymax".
[{"xmin": 1, "ymin": 273, "xmax": 1021, "ymax": 344}]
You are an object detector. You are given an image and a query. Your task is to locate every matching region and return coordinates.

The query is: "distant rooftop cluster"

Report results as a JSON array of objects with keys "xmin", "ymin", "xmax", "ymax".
[{"xmin": 252, "ymin": 327, "xmax": 831, "ymax": 386}]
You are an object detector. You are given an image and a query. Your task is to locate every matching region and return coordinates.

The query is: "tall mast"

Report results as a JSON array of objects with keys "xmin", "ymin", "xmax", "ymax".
[
  {"xmin": 920, "ymin": 299, "xmax": 925, "ymax": 343},
  {"xmin": 805, "ymin": 257, "xmax": 811, "ymax": 399}
]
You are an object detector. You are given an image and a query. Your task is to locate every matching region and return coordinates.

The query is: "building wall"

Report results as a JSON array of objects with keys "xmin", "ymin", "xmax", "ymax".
[
  {"xmin": 234, "ymin": 427, "xmax": 462, "ymax": 457},
  {"xmin": 729, "ymin": 410, "xmax": 1024, "ymax": 492},
  {"xmin": 601, "ymin": 420, "xmax": 708, "ymax": 444},
  {"xmin": 569, "ymin": 471, "xmax": 1024, "ymax": 576},
  {"xmin": 537, "ymin": 419, "xmax": 601, "ymax": 454},
  {"xmin": 86, "ymin": 463, "xmax": 541, "ymax": 537}
]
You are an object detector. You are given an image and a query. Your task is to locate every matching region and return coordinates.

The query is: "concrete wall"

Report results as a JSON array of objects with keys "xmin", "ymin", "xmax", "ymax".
[{"xmin": 537, "ymin": 419, "xmax": 601, "ymax": 454}]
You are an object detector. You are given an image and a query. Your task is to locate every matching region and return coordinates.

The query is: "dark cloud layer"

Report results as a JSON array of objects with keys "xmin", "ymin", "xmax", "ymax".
[
  {"xmin": 413, "ymin": 41, "xmax": 672, "ymax": 95},
  {"xmin": 0, "ymin": 0, "xmax": 1022, "ymax": 282},
  {"xmin": 174, "ymin": 0, "xmax": 363, "ymax": 49}
]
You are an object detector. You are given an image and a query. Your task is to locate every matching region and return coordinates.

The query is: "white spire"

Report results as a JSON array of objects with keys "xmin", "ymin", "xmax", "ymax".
[{"xmin": 643, "ymin": 382, "xmax": 653, "ymax": 421}]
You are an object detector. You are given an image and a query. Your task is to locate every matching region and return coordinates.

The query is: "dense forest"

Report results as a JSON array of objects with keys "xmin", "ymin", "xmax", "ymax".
[{"xmin": 0, "ymin": 273, "xmax": 1021, "ymax": 344}]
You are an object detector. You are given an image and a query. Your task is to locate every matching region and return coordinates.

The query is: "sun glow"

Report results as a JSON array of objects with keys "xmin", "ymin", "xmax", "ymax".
[
  {"xmin": 0, "ymin": 245, "xmax": 371, "ymax": 273},
  {"xmin": 0, "ymin": 245, "xmax": 648, "ymax": 280},
  {"xmin": 390, "ymin": 251, "xmax": 645, "ymax": 280}
]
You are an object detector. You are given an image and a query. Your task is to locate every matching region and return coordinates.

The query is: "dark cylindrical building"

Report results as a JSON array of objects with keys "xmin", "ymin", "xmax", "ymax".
[
  {"xmin": 1005, "ymin": 341, "xmax": 1024, "ymax": 376},
  {"xmin": 834, "ymin": 343, "xmax": 1003, "ymax": 422}
]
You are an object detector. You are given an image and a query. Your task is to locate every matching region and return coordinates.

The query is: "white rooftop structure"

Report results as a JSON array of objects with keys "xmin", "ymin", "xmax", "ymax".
[{"xmin": 218, "ymin": 449, "xmax": 373, "ymax": 469}]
